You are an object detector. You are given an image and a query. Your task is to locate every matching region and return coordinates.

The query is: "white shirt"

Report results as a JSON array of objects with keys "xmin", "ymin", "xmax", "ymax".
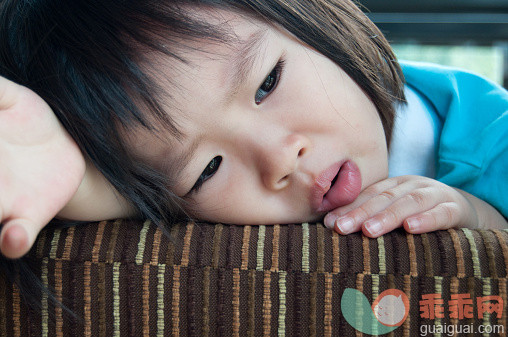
[{"xmin": 388, "ymin": 85, "xmax": 442, "ymax": 178}]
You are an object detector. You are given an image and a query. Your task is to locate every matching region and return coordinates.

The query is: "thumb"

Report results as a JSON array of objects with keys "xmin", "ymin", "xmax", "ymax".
[{"xmin": 0, "ymin": 219, "xmax": 42, "ymax": 259}]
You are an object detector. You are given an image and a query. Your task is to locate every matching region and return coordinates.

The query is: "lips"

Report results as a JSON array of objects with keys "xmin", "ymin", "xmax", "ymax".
[{"xmin": 312, "ymin": 160, "xmax": 362, "ymax": 213}]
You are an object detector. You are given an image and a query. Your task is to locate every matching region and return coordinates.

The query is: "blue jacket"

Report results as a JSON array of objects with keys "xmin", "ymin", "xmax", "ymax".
[{"xmin": 401, "ymin": 61, "xmax": 508, "ymax": 218}]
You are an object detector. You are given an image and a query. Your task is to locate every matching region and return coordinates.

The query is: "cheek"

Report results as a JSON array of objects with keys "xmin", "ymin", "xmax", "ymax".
[
  {"xmin": 338, "ymin": 75, "xmax": 387, "ymax": 145},
  {"xmin": 336, "ymin": 83, "xmax": 389, "ymax": 183},
  {"xmin": 188, "ymin": 171, "xmax": 309, "ymax": 224},
  {"xmin": 188, "ymin": 166, "xmax": 257, "ymax": 220},
  {"xmin": 331, "ymin": 93, "xmax": 386, "ymax": 154}
]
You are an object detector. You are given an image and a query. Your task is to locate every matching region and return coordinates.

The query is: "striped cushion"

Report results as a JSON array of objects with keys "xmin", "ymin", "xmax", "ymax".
[{"xmin": 1, "ymin": 220, "xmax": 507, "ymax": 336}]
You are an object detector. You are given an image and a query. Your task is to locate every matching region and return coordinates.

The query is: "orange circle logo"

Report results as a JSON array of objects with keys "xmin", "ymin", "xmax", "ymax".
[{"xmin": 371, "ymin": 289, "xmax": 410, "ymax": 327}]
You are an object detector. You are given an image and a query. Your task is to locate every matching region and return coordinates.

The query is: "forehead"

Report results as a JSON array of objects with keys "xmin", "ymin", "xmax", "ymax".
[
  {"xmin": 150, "ymin": 10, "xmax": 268, "ymax": 97},
  {"xmin": 162, "ymin": 9, "xmax": 267, "ymax": 65},
  {"xmin": 163, "ymin": 9, "xmax": 279, "ymax": 108}
]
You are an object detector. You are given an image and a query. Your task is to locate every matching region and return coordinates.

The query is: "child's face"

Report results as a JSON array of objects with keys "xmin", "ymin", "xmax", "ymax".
[{"xmin": 127, "ymin": 11, "xmax": 389, "ymax": 224}]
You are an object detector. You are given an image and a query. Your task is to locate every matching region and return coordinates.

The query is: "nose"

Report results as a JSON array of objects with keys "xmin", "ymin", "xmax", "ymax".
[{"xmin": 260, "ymin": 133, "xmax": 309, "ymax": 191}]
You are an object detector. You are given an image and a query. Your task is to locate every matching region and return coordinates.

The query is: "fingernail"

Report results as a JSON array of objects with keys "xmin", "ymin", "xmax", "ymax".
[
  {"xmin": 364, "ymin": 219, "xmax": 382, "ymax": 236},
  {"xmin": 336, "ymin": 216, "xmax": 354, "ymax": 234},
  {"xmin": 406, "ymin": 218, "xmax": 420, "ymax": 231},
  {"xmin": 0, "ymin": 224, "xmax": 28, "ymax": 259},
  {"xmin": 324, "ymin": 213, "xmax": 337, "ymax": 229}
]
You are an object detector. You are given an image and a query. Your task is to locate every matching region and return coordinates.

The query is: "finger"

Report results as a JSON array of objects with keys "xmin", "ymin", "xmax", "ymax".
[
  {"xmin": 360, "ymin": 186, "xmax": 446, "ymax": 237},
  {"xmin": 403, "ymin": 202, "xmax": 461, "ymax": 234},
  {"xmin": 333, "ymin": 177, "xmax": 403, "ymax": 217},
  {"xmin": 0, "ymin": 219, "xmax": 42, "ymax": 259},
  {"xmin": 324, "ymin": 178, "xmax": 401, "ymax": 233},
  {"xmin": 0, "ymin": 76, "xmax": 21, "ymax": 110},
  {"xmin": 325, "ymin": 179, "xmax": 421, "ymax": 235}
]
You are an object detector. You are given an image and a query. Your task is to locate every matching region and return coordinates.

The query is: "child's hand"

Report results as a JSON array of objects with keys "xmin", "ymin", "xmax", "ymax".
[
  {"xmin": 324, "ymin": 175, "xmax": 507, "ymax": 237},
  {"xmin": 0, "ymin": 76, "xmax": 86, "ymax": 259}
]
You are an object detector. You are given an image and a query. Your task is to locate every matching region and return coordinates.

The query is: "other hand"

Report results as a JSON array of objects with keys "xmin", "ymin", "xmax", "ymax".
[{"xmin": 0, "ymin": 76, "xmax": 86, "ymax": 259}]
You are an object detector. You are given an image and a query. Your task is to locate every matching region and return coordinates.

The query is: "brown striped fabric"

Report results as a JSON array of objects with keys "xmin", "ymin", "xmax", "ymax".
[{"xmin": 0, "ymin": 220, "xmax": 507, "ymax": 336}]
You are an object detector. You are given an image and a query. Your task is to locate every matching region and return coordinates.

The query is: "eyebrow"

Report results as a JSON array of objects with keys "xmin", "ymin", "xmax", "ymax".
[
  {"xmin": 223, "ymin": 28, "xmax": 268, "ymax": 105},
  {"xmin": 165, "ymin": 29, "xmax": 268, "ymax": 191}
]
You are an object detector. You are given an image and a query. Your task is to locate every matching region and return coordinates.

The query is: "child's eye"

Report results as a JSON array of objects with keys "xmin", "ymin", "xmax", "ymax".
[
  {"xmin": 255, "ymin": 59, "xmax": 285, "ymax": 104},
  {"xmin": 190, "ymin": 156, "xmax": 222, "ymax": 193}
]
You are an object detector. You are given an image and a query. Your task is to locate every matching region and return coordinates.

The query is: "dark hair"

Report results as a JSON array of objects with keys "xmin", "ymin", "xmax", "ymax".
[{"xmin": 0, "ymin": 0, "xmax": 404, "ymax": 311}]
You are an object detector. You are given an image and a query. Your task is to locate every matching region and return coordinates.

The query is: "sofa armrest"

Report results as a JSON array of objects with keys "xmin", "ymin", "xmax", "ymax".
[{"xmin": 1, "ymin": 220, "xmax": 507, "ymax": 336}]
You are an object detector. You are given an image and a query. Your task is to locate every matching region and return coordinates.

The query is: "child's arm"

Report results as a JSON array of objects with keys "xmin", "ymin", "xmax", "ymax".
[
  {"xmin": 0, "ymin": 76, "xmax": 132, "ymax": 259},
  {"xmin": 324, "ymin": 175, "xmax": 508, "ymax": 237}
]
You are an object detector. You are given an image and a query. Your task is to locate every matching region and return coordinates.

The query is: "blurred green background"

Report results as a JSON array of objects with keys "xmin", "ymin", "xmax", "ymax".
[
  {"xmin": 392, "ymin": 44, "xmax": 505, "ymax": 85},
  {"xmin": 359, "ymin": 0, "xmax": 508, "ymax": 88}
]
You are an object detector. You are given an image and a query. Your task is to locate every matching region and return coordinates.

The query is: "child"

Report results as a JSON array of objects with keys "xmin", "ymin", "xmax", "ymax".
[{"xmin": 0, "ymin": 0, "xmax": 506, "ymax": 262}]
